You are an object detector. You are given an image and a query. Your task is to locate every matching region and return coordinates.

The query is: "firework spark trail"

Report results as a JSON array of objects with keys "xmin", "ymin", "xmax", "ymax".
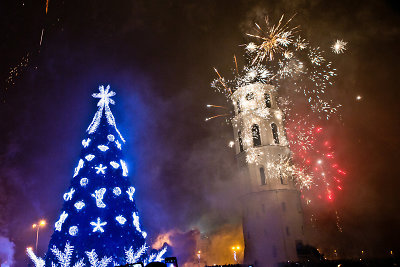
[
  {"xmin": 205, "ymin": 114, "xmax": 230, "ymax": 122},
  {"xmin": 213, "ymin": 68, "xmax": 232, "ymax": 95},
  {"xmin": 206, "ymin": 104, "xmax": 229, "ymax": 109},
  {"xmin": 234, "ymin": 55, "xmax": 239, "ymax": 74},
  {"xmin": 3, "ymin": 53, "xmax": 30, "ymax": 101},
  {"xmin": 3, "ymin": 0, "xmax": 52, "ymax": 100},
  {"xmin": 40, "ymin": 28, "xmax": 45, "ymax": 46}
]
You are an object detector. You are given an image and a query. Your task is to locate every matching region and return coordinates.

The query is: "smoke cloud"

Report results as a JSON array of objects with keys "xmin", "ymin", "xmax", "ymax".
[{"xmin": 0, "ymin": 236, "xmax": 15, "ymax": 267}]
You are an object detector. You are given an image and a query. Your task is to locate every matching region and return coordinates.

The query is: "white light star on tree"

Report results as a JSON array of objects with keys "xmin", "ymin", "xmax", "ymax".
[
  {"xmin": 90, "ymin": 217, "xmax": 107, "ymax": 233},
  {"xmin": 93, "ymin": 85, "xmax": 116, "ymax": 108},
  {"xmin": 87, "ymin": 85, "xmax": 125, "ymax": 142},
  {"xmin": 95, "ymin": 164, "xmax": 107, "ymax": 174}
]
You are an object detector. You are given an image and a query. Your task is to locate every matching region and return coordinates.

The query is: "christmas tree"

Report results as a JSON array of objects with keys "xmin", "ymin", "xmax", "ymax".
[{"xmin": 27, "ymin": 85, "xmax": 167, "ymax": 267}]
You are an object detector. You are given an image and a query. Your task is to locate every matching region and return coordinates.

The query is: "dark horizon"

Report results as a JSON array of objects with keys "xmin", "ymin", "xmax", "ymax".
[{"xmin": 0, "ymin": 1, "xmax": 399, "ymax": 266}]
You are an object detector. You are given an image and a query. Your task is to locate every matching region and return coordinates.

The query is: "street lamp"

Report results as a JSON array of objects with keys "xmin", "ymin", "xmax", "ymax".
[
  {"xmin": 32, "ymin": 220, "xmax": 46, "ymax": 253},
  {"xmin": 231, "ymin": 246, "xmax": 240, "ymax": 263},
  {"xmin": 196, "ymin": 250, "xmax": 201, "ymax": 267}
]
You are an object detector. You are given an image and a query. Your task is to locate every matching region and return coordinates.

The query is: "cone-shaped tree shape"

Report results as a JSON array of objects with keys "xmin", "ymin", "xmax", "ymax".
[{"xmin": 28, "ymin": 86, "xmax": 166, "ymax": 267}]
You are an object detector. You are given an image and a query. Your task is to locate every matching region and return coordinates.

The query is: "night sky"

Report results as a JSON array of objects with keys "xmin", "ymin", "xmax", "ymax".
[{"xmin": 0, "ymin": 0, "xmax": 399, "ymax": 266}]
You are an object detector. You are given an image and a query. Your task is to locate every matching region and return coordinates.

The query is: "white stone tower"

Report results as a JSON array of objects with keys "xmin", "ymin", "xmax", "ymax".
[{"xmin": 231, "ymin": 82, "xmax": 304, "ymax": 267}]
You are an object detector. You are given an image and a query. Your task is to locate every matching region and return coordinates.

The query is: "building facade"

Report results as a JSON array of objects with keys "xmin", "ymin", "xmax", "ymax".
[{"xmin": 231, "ymin": 83, "xmax": 304, "ymax": 267}]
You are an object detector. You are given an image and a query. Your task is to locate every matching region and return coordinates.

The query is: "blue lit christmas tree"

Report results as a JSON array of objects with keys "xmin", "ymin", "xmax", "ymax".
[{"xmin": 27, "ymin": 86, "xmax": 167, "ymax": 267}]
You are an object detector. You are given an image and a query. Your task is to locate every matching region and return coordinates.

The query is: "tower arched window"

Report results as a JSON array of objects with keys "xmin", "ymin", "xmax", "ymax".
[
  {"xmin": 246, "ymin": 92, "xmax": 254, "ymax": 100},
  {"xmin": 238, "ymin": 131, "xmax": 244, "ymax": 152},
  {"xmin": 260, "ymin": 167, "xmax": 266, "ymax": 185},
  {"xmin": 236, "ymin": 100, "xmax": 241, "ymax": 114},
  {"xmin": 252, "ymin": 124, "xmax": 261, "ymax": 147},
  {"xmin": 280, "ymin": 170, "xmax": 285, "ymax": 184},
  {"xmin": 271, "ymin": 123, "xmax": 280, "ymax": 144},
  {"xmin": 265, "ymin": 93, "xmax": 271, "ymax": 108}
]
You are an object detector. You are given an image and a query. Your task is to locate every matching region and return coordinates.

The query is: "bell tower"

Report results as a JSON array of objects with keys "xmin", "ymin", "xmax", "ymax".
[{"xmin": 231, "ymin": 82, "xmax": 304, "ymax": 267}]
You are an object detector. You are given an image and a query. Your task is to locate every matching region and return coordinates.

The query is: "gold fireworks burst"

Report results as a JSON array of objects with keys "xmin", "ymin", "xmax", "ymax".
[{"xmin": 246, "ymin": 14, "xmax": 299, "ymax": 64}]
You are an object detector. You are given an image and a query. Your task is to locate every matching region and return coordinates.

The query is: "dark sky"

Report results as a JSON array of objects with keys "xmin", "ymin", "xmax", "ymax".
[{"xmin": 0, "ymin": 0, "xmax": 399, "ymax": 266}]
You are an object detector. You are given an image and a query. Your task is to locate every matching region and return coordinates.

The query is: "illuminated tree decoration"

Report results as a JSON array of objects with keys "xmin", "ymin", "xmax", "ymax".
[
  {"xmin": 80, "ymin": 178, "xmax": 88, "ymax": 187},
  {"xmin": 73, "ymin": 159, "xmax": 84, "ymax": 177},
  {"xmin": 107, "ymin": 134, "xmax": 115, "ymax": 142},
  {"xmin": 63, "ymin": 188, "xmax": 75, "ymax": 201},
  {"xmin": 85, "ymin": 154, "xmax": 95, "ymax": 161},
  {"xmin": 95, "ymin": 164, "xmax": 107, "ymax": 174},
  {"xmin": 28, "ymin": 86, "xmax": 167, "ymax": 266},
  {"xmin": 91, "ymin": 188, "xmax": 106, "ymax": 208},
  {"xmin": 110, "ymin": 161, "xmax": 120, "ymax": 169},
  {"xmin": 97, "ymin": 145, "xmax": 109, "ymax": 152},
  {"xmin": 90, "ymin": 217, "xmax": 107, "ymax": 233},
  {"xmin": 113, "ymin": 187, "xmax": 122, "ymax": 196},
  {"xmin": 69, "ymin": 226, "xmax": 78, "ymax": 236},
  {"xmin": 82, "ymin": 138, "xmax": 91, "ymax": 148},
  {"xmin": 116, "ymin": 215, "xmax": 127, "ymax": 225},
  {"xmin": 126, "ymin": 186, "xmax": 135, "ymax": 201},
  {"xmin": 55, "ymin": 211, "xmax": 68, "ymax": 232},
  {"xmin": 74, "ymin": 201, "xmax": 85, "ymax": 211},
  {"xmin": 120, "ymin": 160, "xmax": 128, "ymax": 176},
  {"xmin": 115, "ymin": 140, "xmax": 122, "ymax": 150}
]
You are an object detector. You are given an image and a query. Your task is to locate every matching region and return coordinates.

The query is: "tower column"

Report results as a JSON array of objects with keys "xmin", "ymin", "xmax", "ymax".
[{"xmin": 231, "ymin": 83, "xmax": 304, "ymax": 267}]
